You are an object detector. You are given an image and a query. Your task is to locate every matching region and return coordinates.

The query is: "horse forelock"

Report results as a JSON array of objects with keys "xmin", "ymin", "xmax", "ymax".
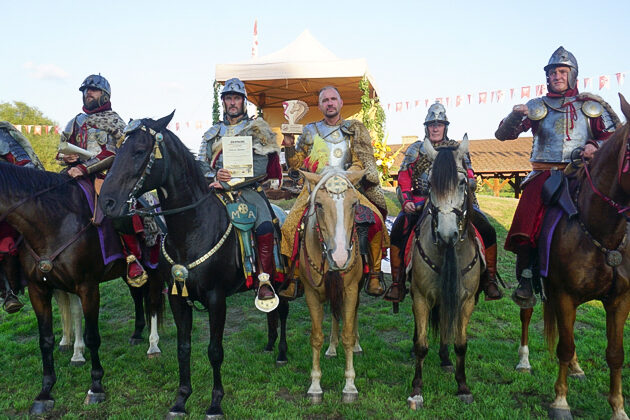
[
  {"xmin": 430, "ymin": 147, "xmax": 459, "ymax": 200},
  {"xmin": 307, "ymin": 168, "xmax": 355, "ymax": 215}
]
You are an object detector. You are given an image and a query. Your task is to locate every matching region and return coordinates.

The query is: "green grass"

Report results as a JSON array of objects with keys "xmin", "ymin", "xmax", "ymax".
[{"xmin": 1, "ymin": 196, "xmax": 629, "ymax": 419}]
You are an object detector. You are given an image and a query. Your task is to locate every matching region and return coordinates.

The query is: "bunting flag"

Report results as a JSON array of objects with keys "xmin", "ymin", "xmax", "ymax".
[
  {"xmin": 405, "ymin": 101, "xmax": 410, "ymax": 110},
  {"xmin": 467, "ymin": 94, "xmax": 472, "ymax": 104},
  {"xmin": 583, "ymin": 77, "xmax": 591, "ymax": 89},
  {"xmin": 414, "ymin": 100, "xmax": 420, "ymax": 108},
  {"xmin": 175, "ymin": 122, "xmax": 180, "ymax": 131},
  {"xmin": 535, "ymin": 84, "xmax": 545, "ymax": 96},
  {"xmin": 54, "ymin": 126, "xmax": 60, "ymax": 134},
  {"xmin": 445, "ymin": 97, "xmax": 450, "ymax": 107},
  {"xmin": 395, "ymin": 102, "xmax": 402, "ymax": 112},
  {"xmin": 25, "ymin": 125, "xmax": 32, "ymax": 134},
  {"xmin": 497, "ymin": 90, "xmax": 505, "ymax": 103},
  {"xmin": 510, "ymin": 88, "xmax": 514, "ymax": 100},
  {"xmin": 616, "ymin": 72, "xmax": 625, "ymax": 87},
  {"xmin": 251, "ymin": 20, "xmax": 259, "ymax": 58},
  {"xmin": 13, "ymin": 125, "xmax": 21, "ymax": 132},
  {"xmin": 435, "ymin": 97, "xmax": 442, "ymax": 104},
  {"xmin": 521, "ymin": 86, "xmax": 531, "ymax": 99},
  {"xmin": 46, "ymin": 125, "xmax": 52, "ymax": 134},
  {"xmin": 33, "ymin": 126, "xmax": 42, "ymax": 135},
  {"xmin": 599, "ymin": 75, "xmax": 610, "ymax": 90},
  {"xmin": 456, "ymin": 95, "xmax": 462, "ymax": 107},
  {"xmin": 479, "ymin": 92, "xmax": 487, "ymax": 104},
  {"xmin": 195, "ymin": 121, "xmax": 202, "ymax": 129},
  {"xmin": 490, "ymin": 92, "xmax": 495, "ymax": 103},
  {"xmin": 424, "ymin": 99, "xmax": 429, "ymax": 107}
]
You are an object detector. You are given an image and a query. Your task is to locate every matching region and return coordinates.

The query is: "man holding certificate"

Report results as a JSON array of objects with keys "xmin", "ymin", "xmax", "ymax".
[{"xmin": 197, "ymin": 78, "xmax": 283, "ymax": 306}]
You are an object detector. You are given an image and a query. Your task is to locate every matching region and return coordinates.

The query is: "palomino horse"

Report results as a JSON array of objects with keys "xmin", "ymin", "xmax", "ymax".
[
  {"xmin": 543, "ymin": 95, "xmax": 630, "ymax": 420},
  {"xmin": 0, "ymin": 162, "xmax": 164, "ymax": 415},
  {"xmin": 298, "ymin": 168, "xmax": 365, "ymax": 403},
  {"xmin": 407, "ymin": 135, "xmax": 481, "ymax": 409},
  {"xmin": 99, "ymin": 113, "xmax": 290, "ymax": 418}
]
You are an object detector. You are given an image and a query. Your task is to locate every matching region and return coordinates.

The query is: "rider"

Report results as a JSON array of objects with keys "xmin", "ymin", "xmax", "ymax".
[
  {"xmin": 279, "ymin": 86, "xmax": 389, "ymax": 299},
  {"xmin": 197, "ymin": 77, "xmax": 283, "ymax": 306},
  {"xmin": 495, "ymin": 46, "xmax": 618, "ymax": 306},
  {"xmin": 385, "ymin": 102, "xmax": 503, "ymax": 303},
  {"xmin": 58, "ymin": 74, "xmax": 156, "ymax": 287},
  {"xmin": 0, "ymin": 122, "xmax": 45, "ymax": 313}
]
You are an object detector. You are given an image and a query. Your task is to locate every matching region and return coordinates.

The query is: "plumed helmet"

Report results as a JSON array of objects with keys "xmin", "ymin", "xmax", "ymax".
[
  {"xmin": 544, "ymin": 46, "xmax": 579, "ymax": 90},
  {"xmin": 221, "ymin": 78, "xmax": 248, "ymax": 99},
  {"xmin": 424, "ymin": 102, "xmax": 449, "ymax": 139},
  {"xmin": 79, "ymin": 74, "xmax": 111, "ymax": 96}
]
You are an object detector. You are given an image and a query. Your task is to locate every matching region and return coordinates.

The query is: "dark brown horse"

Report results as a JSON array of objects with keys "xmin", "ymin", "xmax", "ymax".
[
  {"xmin": 0, "ymin": 162, "xmax": 164, "ymax": 415},
  {"xmin": 544, "ymin": 94, "xmax": 630, "ymax": 420},
  {"xmin": 99, "ymin": 113, "xmax": 289, "ymax": 418}
]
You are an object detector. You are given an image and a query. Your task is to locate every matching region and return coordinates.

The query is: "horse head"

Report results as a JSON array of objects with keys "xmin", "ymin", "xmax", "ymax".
[
  {"xmin": 302, "ymin": 168, "xmax": 365, "ymax": 271},
  {"xmin": 425, "ymin": 134, "xmax": 471, "ymax": 247},
  {"xmin": 100, "ymin": 112, "xmax": 175, "ymax": 218}
]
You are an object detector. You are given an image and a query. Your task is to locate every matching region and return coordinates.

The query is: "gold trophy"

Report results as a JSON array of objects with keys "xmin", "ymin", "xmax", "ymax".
[{"xmin": 281, "ymin": 100, "xmax": 309, "ymax": 134}]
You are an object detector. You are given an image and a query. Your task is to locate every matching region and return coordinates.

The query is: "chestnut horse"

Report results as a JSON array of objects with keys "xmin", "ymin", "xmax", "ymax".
[
  {"xmin": 407, "ymin": 136, "xmax": 481, "ymax": 409},
  {"xmin": 544, "ymin": 95, "xmax": 630, "ymax": 420}
]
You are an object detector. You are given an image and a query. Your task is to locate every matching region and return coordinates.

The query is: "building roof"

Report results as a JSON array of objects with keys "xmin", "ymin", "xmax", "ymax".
[{"xmin": 390, "ymin": 137, "xmax": 533, "ymax": 176}]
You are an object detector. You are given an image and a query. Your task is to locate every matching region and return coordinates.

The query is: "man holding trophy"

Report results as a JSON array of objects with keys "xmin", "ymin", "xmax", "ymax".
[
  {"xmin": 58, "ymin": 74, "xmax": 155, "ymax": 287},
  {"xmin": 197, "ymin": 77, "xmax": 283, "ymax": 309},
  {"xmin": 279, "ymin": 86, "xmax": 389, "ymax": 299}
]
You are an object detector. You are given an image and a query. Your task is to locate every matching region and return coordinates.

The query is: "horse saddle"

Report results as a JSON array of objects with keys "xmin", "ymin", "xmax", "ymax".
[
  {"xmin": 541, "ymin": 170, "xmax": 577, "ymax": 218},
  {"xmin": 226, "ymin": 202, "xmax": 257, "ymax": 232}
]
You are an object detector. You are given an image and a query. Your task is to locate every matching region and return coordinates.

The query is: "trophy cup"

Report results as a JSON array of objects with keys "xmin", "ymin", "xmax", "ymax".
[{"xmin": 281, "ymin": 100, "xmax": 309, "ymax": 134}]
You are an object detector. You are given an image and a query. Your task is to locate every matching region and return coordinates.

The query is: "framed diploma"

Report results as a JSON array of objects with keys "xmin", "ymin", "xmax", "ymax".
[{"xmin": 222, "ymin": 136, "xmax": 254, "ymax": 177}]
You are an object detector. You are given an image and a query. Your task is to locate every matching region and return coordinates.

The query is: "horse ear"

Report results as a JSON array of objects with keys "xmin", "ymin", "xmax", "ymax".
[
  {"xmin": 424, "ymin": 138, "xmax": 438, "ymax": 160},
  {"xmin": 619, "ymin": 94, "xmax": 630, "ymax": 121},
  {"xmin": 346, "ymin": 169, "xmax": 366, "ymax": 187},
  {"xmin": 458, "ymin": 133, "xmax": 470, "ymax": 159},
  {"xmin": 300, "ymin": 170, "xmax": 321, "ymax": 187},
  {"xmin": 156, "ymin": 110, "xmax": 176, "ymax": 131}
]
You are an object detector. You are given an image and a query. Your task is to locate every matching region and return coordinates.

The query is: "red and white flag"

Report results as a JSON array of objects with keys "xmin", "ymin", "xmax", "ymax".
[
  {"xmin": 467, "ymin": 94, "xmax": 472, "ymax": 104},
  {"xmin": 13, "ymin": 125, "xmax": 21, "ymax": 132},
  {"xmin": 251, "ymin": 19, "xmax": 259, "ymax": 58},
  {"xmin": 479, "ymin": 92, "xmax": 487, "ymax": 104},
  {"xmin": 456, "ymin": 95, "xmax": 462, "ymax": 107},
  {"xmin": 510, "ymin": 88, "xmax": 515, "ymax": 100},
  {"xmin": 445, "ymin": 97, "xmax": 450, "ymax": 107},
  {"xmin": 599, "ymin": 75, "xmax": 610, "ymax": 90},
  {"xmin": 583, "ymin": 77, "xmax": 591, "ymax": 90},
  {"xmin": 496, "ymin": 90, "xmax": 505, "ymax": 103},
  {"xmin": 33, "ymin": 125, "xmax": 42, "ymax": 135},
  {"xmin": 26, "ymin": 125, "xmax": 32, "ymax": 134},
  {"xmin": 616, "ymin": 72, "xmax": 625, "ymax": 87},
  {"xmin": 395, "ymin": 102, "xmax": 402, "ymax": 112},
  {"xmin": 415, "ymin": 100, "xmax": 420, "ymax": 108},
  {"xmin": 46, "ymin": 125, "xmax": 52, "ymax": 134},
  {"xmin": 425, "ymin": 99, "xmax": 429, "ymax": 107},
  {"xmin": 54, "ymin": 126, "xmax": 60, "ymax": 134},
  {"xmin": 521, "ymin": 86, "xmax": 530, "ymax": 99}
]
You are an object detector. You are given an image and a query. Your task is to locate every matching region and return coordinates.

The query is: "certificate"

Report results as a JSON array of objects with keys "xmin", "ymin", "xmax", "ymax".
[{"xmin": 222, "ymin": 136, "xmax": 254, "ymax": 177}]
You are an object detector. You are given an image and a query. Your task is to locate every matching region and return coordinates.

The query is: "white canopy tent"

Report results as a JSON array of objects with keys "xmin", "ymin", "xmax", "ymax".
[{"xmin": 215, "ymin": 30, "xmax": 379, "ymax": 131}]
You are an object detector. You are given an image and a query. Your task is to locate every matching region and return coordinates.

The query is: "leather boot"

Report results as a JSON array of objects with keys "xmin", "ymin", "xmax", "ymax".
[
  {"xmin": 366, "ymin": 230, "xmax": 385, "ymax": 296},
  {"xmin": 3, "ymin": 291, "xmax": 23, "ymax": 314},
  {"xmin": 278, "ymin": 275, "xmax": 303, "ymax": 300},
  {"xmin": 511, "ymin": 247, "xmax": 536, "ymax": 308},
  {"xmin": 256, "ymin": 233, "xmax": 277, "ymax": 301},
  {"xmin": 384, "ymin": 244, "xmax": 406, "ymax": 303},
  {"xmin": 121, "ymin": 233, "xmax": 147, "ymax": 288},
  {"xmin": 481, "ymin": 244, "xmax": 502, "ymax": 300}
]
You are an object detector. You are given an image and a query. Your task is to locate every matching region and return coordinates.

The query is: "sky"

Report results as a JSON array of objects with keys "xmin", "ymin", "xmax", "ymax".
[{"xmin": 2, "ymin": 0, "xmax": 630, "ymax": 152}]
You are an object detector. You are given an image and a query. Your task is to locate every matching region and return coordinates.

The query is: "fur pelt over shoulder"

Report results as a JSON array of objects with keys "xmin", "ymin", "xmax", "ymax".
[{"xmin": 245, "ymin": 119, "xmax": 281, "ymax": 156}]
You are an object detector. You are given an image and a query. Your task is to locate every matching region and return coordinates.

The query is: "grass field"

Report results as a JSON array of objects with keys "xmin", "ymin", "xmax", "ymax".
[{"xmin": 0, "ymin": 195, "xmax": 628, "ymax": 419}]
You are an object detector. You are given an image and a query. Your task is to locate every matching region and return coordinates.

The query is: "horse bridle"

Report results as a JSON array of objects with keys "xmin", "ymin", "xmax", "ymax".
[{"xmin": 425, "ymin": 170, "xmax": 470, "ymax": 245}]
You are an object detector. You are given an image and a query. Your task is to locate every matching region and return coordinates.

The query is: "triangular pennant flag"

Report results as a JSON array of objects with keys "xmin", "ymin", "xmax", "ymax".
[
  {"xmin": 54, "ymin": 126, "xmax": 60, "ymax": 134},
  {"xmin": 497, "ymin": 90, "xmax": 504, "ymax": 103},
  {"xmin": 46, "ymin": 125, "xmax": 52, "ymax": 134},
  {"xmin": 26, "ymin": 125, "xmax": 32, "ymax": 134},
  {"xmin": 415, "ymin": 100, "xmax": 420, "ymax": 108},
  {"xmin": 583, "ymin": 77, "xmax": 591, "ymax": 89},
  {"xmin": 435, "ymin": 97, "xmax": 442, "ymax": 104},
  {"xmin": 387, "ymin": 103, "xmax": 391, "ymax": 111},
  {"xmin": 405, "ymin": 101, "xmax": 409, "ymax": 110},
  {"xmin": 479, "ymin": 92, "xmax": 487, "ymax": 104},
  {"xmin": 456, "ymin": 95, "xmax": 462, "ymax": 107},
  {"xmin": 33, "ymin": 125, "xmax": 42, "ymax": 135},
  {"xmin": 425, "ymin": 99, "xmax": 429, "ymax": 107},
  {"xmin": 535, "ymin": 84, "xmax": 544, "ymax": 97},
  {"xmin": 521, "ymin": 86, "xmax": 531, "ymax": 99},
  {"xmin": 616, "ymin": 72, "xmax": 625, "ymax": 87},
  {"xmin": 395, "ymin": 102, "xmax": 402, "ymax": 112},
  {"xmin": 176, "ymin": 122, "xmax": 180, "ymax": 131},
  {"xmin": 490, "ymin": 92, "xmax": 495, "ymax": 103},
  {"xmin": 445, "ymin": 97, "xmax": 450, "ymax": 107},
  {"xmin": 14, "ymin": 124, "xmax": 22, "ymax": 132},
  {"xmin": 467, "ymin": 94, "xmax": 472, "ymax": 104},
  {"xmin": 510, "ymin": 88, "xmax": 515, "ymax": 100},
  {"xmin": 599, "ymin": 75, "xmax": 610, "ymax": 90},
  {"xmin": 195, "ymin": 121, "xmax": 202, "ymax": 129}
]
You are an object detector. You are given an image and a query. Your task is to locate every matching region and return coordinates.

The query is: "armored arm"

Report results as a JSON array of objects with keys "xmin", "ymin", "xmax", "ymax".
[
  {"xmin": 286, "ymin": 131, "xmax": 311, "ymax": 170},
  {"xmin": 495, "ymin": 111, "xmax": 527, "ymax": 140}
]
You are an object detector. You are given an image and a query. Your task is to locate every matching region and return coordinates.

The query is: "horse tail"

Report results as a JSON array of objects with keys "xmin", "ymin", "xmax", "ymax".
[
  {"xmin": 439, "ymin": 244, "xmax": 460, "ymax": 343},
  {"xmin": 429, "ymin": 305, "xmax": 440, "ymax": 339},
  {"xmin": 543, "ymin": 301, "xmax": 558, "ymax": 353},
  {"xmin": 325, "ymin": 271, "xmax": 344, "ymax": 321}
]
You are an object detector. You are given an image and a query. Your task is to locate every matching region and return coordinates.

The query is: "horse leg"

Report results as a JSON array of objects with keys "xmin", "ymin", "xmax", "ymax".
[
  {"xmin": 352, "ymin": 296, "xmax": 362, "ymax": 355},
  {"xmin": 53, "ymin": 290, "xmax": 73, "ymax": 352},
  {"xmin": 549, "ymin": 295, "xmax": 576, "ymax": 420},
  {"xmin": 264, "ymin": 307, "xmax": 279, "ymax": 352},
  {"xmin": 567, "ymin": 351, "xmax": 585, "ymax": 380},
  {"xmin": 167, "ymin": 294, "xmax": 193, "ymax": 417},
  {"xmin": 341, "ymin": 286, "xmax": 359, "ymax": 403},
  {"xmin": 147, "ymin": 314, "xmax": 161, "ymax": 358},
  {"xmin": 205, "ymin": 289, "xmax": 227, "ymax": 419},
  {"xmin": 275, "ymin": 298, "xmax": 289, "ymax": 365},
  {"xmin": 325, "ymin": 314, "xmax": 339, "ymax": 358},
  {"xmin": 146, "ymin": 268, "xmax": 163, "ymax": 358},
  {"xmin": 305, "ymin": 290, "xmax": 324, "ymax": 403},
  {"xmin": 69, "ymin": 293, "xmax": 86, "ymax": 366},
  {"xmin": 516, "ymin": 307, "xmax": 534, "ymax": 373},
  {"xmin": 79, "ymin": 287, "xmax": 105, "ymax": 405},
  {"xmin": 408, "ymin": 293, "xmax": 429, "ymax": 410},
  {"xmin": 603, "ymin": 297, "xmax": 630, "ymax": 420},
  {"xmin": 28, "ymin": 283, "xmax": 56, "ymax": 416},
  {"xmin": 439, "ymin": 341, "xmax": 453, "ymax": 372},
  {"xmin": 454, "ymin": 297, "xmax": 475, "ymax": 404},
  {"xmin": 128, "ymin": 284, "xmax": 146, "ymax": 345}
]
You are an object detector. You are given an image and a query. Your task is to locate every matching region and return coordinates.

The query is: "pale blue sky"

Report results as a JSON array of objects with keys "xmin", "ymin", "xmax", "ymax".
[{"xmin": 2, "ymin": 0, "xmax": 629, "ymax": 150}]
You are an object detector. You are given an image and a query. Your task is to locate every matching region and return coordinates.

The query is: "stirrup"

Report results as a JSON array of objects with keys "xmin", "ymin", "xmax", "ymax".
[
  {"xmin": 126, "ymin": 255, "xmax": 148, "ymax": 288},
  {"xmin": 278, "ymin": 278, "xmax": 302, "ymax": 300},
  {"xmin": 3, "ymin": 291, "xmax": 24, "ymax": 314},
  {"xmin": 364, "ymin": 271, "xmax": 385, "ymax": 297},
  {"xmin": 254, "ymin": 273, "xmax": 279, "ymax": 313},
  {"xmin": 384, "ymin": 282, "xmax": 406, "ymax": 303},
  {"xmin": 511, "ymin": 269, "xmax": 536, "ymax": 309}
]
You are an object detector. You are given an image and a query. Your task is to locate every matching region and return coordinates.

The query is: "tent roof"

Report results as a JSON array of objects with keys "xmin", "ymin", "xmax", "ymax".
[{"xmin": 215, "ymin": 30, "xmax": 378, "ymax": 110}]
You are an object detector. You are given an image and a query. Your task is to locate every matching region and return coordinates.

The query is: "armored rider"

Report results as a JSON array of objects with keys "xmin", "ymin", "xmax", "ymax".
[
  {"xmin": 0, "ymin": 122, "xmax": 45, "ymax": 313},
  {"xmin": 495, "ymin": 46, "xmax": 618, "ymax": 307},
  {"xmin": 58, "ymin": 74, "xmax": 156, "ymax": 287},
  {"xmin": 280, "ymin": 86, "xmax": 389, "ymax": 298},
  {"xmin": 385, "ymin": 103, "xmax": 503, "ymax": 303},
  {"xmin": 197, "ymin": 77, "xmax": 283, "ymax": 307}
]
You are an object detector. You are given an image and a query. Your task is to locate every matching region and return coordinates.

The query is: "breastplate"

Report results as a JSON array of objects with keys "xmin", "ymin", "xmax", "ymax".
[
  {"xmin": 315, "ymin": 121, "xmax": 351, "ymax": 169},
  {"xmin": 532, "ymin": 97, "xmax": 592, "ymax": 163}
]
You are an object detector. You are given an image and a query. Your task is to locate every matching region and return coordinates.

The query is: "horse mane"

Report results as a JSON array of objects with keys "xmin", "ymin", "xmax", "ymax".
[
  {"xmin": 429, "ymin": 147, "xmax": 458, "ymax": 200},
  {"xmin": 0, "ymin": 162, "xmax": 86, "ymax": 214}
]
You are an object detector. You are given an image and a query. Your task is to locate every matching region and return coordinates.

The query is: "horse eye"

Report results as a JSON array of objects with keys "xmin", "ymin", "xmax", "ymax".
[{"xmin": 315, "ymin": 202, "xmax": 322, "ymax": 209}]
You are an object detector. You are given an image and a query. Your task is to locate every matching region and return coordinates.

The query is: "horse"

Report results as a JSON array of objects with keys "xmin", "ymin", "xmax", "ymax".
[
  {"xmin": 0, "ymin": 162, "xmax": 164, "ymax": 415},
  {"xmin": 542, "ymin": 94, "xmax": 630, "ymax": 420},
  {"xmin": 407, "ymin": 135, "xmax": 481, "ymax": 409},
  {"xmin": 296, "ymin": 168, "xmax": 365, "ymax": 404},
  {"xmin": 98, "ymin": 113, "xmax": 290, "ymax": 418}
]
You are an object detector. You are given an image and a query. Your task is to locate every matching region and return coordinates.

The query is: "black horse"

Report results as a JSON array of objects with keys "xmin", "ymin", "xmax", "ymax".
[
  {"xmin": 0, "ymin": 162, "xmax": 164, "ymax": 415},
  {"xmin": 99, "ymin": 113, "xmax": 290, "ymax": 418}
]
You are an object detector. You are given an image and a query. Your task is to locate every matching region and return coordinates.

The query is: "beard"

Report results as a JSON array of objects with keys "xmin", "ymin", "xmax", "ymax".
[{"xmin": 83, "ymin": 96, "xmax": 99, "ymax": 110}]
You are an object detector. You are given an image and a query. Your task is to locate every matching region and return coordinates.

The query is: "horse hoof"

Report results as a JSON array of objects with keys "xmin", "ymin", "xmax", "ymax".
[
  {"xmin": 70, "ymin": 359, "xmax": 86, "ymax": 367},
  {"xmin": 276, "ymin": 359, "xmax": 288, "ymax": 367},
  {"xmin": 568, "ymin": 372, "xmax": 586, "ymax": 381},
  {"xmin": 407, "ymin": 395, "xmax": 424, "ymax": 410},
  {"xmin": 457, "ymin": 393, "xmax": 474, "ymax": 404},
  {"xmin": 353, "ymin": 349, "xmax": 363, "ymax": 356},
  {"xmin": 342, "ymin": 391, "xmax": 358, "ymax": 403},
  {"xmin": 129, "ymin": 337, "xmax": 144, "ymax": 346},
  {"xmin": 166, "ymin": 411, "xmax": 186, "ymax": 419},
  {"xmin": 324, "ymin": 352, "xmax": 337, "ymax": 359},
  {"xmin": 511, "ymin": 292, "xmax": 537, "ymax": 309},
  {"xmin": 30, "ymin": 399, "xmax": 54, "ymax": 415},
  {"xmin": 58, "ymin": 344, "xmax": 72, "ymax": 352},
  {"xmin": 516, "ymin": 367, "xmax": 532, "ymax": 374},
  {"xmin": 205, "ymin": 414, "xmax": 224, "ymax": 420},
  {"xmin": 308, "ymin": 392, "xmax": 323, "ymax": 404},
  {"xmin": 148, "ymin": 351, "xmax": 161, "ymax": 359},
  {"xmin": 84, "ymin": 390, "xmax": 106, "ymax": 405},
  {"xmin": 441, "ymin": 364, "xmax": 454, "ymax": 373},
  {"xmin": 548, "ymin": 407, "xmax": 573, "ymax": 420}
]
